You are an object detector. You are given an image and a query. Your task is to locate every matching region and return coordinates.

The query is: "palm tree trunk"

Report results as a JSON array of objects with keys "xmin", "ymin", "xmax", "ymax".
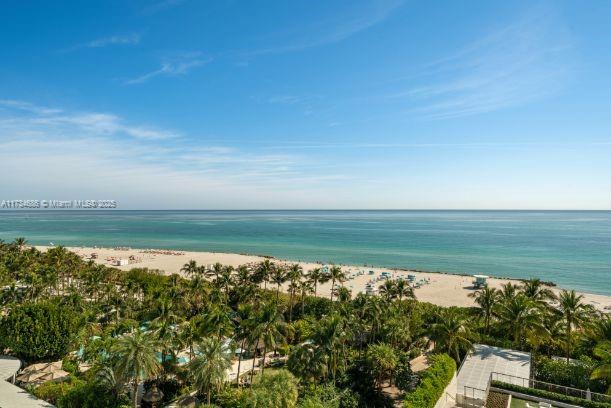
[
  {"xmin": 250, "ymin": 339, "xmax": 260, "ymax": 383},
  {"xmin": 236, "ymin": 338, "xmax": 245, "ymax": 387},
  {"xmin": 314, "ymin": 280, "xmax": 317, "ymax": 297},
  {"xmin": 288, "ymin": 290, "xmax": 294, "ymax": 322},
  {"xmin": 566, "ymin": 321, "xmax": 571, "ymax": 363},
  {"xmin": 132, "ymin": 379, "xmax": 139, "ymax": 408},
  {"xmin": 261, "ymin": 345, "xmax": 267, "ymax": 375},
  {"xmin": 330, "ymin": 279, "xmax": 335, "ymax": 302}
]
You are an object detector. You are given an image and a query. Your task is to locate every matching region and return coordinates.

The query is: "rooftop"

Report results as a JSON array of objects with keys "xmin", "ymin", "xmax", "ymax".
[
  {"xmin": 457, "ymin": 344, "xmax": 531, "ymax": 395},
  {"xmin": 0, "ymin": 356, "xmax": 55, "ymax": 408}
]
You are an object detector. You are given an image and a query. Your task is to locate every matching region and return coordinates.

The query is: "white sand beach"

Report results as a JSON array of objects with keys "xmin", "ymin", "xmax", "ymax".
[{"xmin": 37, "ymin": 246, "xmax": 611, "ymax": 311}]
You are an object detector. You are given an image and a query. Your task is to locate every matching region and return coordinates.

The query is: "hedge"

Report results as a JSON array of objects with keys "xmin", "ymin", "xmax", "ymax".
[
  {"xmin": 404, "ymin": 354, "xmax": 456, "ymax": 408},
  {"xmin": 534, "ymin": 356, "xmax": 607, "ymax": 394},
  {"xmin": 490, "ymin": 381, "xmax": 611, "ymax": 408},
  {"xmin": 0, "ymin": 301, "xmax": 78, "ymax": 361}
]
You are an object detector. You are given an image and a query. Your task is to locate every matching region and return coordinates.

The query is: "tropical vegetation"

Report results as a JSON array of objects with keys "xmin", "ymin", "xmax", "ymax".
[{"xmin": 0, "ymin": 238, "xmax": 609, "ymax": 407}]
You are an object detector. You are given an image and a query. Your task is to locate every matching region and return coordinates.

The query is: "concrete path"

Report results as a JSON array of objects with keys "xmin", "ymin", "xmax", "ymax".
[{"xmin": 0, "ymin": 356, "xmax": 54, "ymax": 408}]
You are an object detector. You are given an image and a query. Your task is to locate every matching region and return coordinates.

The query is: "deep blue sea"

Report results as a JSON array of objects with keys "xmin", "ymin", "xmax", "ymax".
[{"xmin": 0, "ymin": 210, "xmax": 610, "ymax": 295}]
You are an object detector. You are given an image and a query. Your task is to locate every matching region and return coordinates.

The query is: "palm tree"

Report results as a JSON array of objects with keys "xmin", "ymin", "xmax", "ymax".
[
  {"xmin": 522, "ymin": 279, "xmax": 556, "ymax": 303},
  {"xmin": 287, "ymin": 343, "xmax": 327, "ymax": 385},
  {"xmin": 498, "ymin": 294, "xmax": 545, "ymax": 348},
  {"xmin": 188, "ymin": 337, "xmax": 233, "ymax": 405},
  {"xmin": 395, "ymin": 279, "xmax": 415, "ymax": 301},
  {"xmin": 216, "ymin": 265, "xmax": 234, "ymax": 299},
  {"xmin": 430, "ymin": 308, "xmax": 473, "ymax": 363},
  {"xmin": 254, "ymin": 302, "xmax": 285, "ymax": 376},
  {"xmin": 379, "ymin": 280, "xmax": 397, "ymax": 301},
  {"xmin": 270, "ymin": 266, "xmax": 287, "ymax": 300},
  {"xmin": 366, "ymin": 343, "xmax": 398, "ymax": 389},
  {"xmin": 557, "ymin": 290, "xmax": 589, "ymax": 362},
  {"xmin": 285, "ymin": 264, "xmax": 302, "ymax": 322},
  {"xmin": 234, "ymin": 303, "xmax": 255, "ymax": 386},
  {"xmin": 254, "ymin": 259, "xmax": 275, "ymax": 290},
  {"xmin": 580, "ymin": 314, "xmax": 611, "ymax": 354},
  {"xmin": 179, "ymin": 317, "xmax": 203, "ymax": 360},
  {"xmin": 187, "ymin": 274, "xmax": 210, "ymax": 315},
  {"xmin": 469, "ymin": 286, "xmax": 499, "ymax": 334},
  {"xmin": 111, "ymin": 329, "xmax": 161, "ymax": 408},
  {"xmin": 328, "ymin": 265, "xmax": 346, "ymax": 302},
  {"xmin": 14, "ymin": 237, "xmax": 27, "ymax": 251},
  {"xmin": 307, "ymin": 267, "xmax": 328, "ymax": 297},
  {"xmin": 499, "ymin": 282, "xmax": 520, "ymax": 301},
  {"xmin": 151, "ymin": 298, "xmax": 182, "ymax": 368},
  {"xmin": 180, "ymin": 260, "xmax": 199, "ymax": 277},
  {"xmin": 206, "ymin": 262, "xmax": 224, "ymax": 282},
  {"xmin": 202, "ymin": 304, "xmax": 235, "ymax": 341},
  {"xmin": 298, "ymin": 279, "xmax": 313, "ymax": 316},
  {"xmin": 313, "ymin": 314, "xmax": 346, "ymax": 381},
  {"xmin": 363, "ymin": 295, "xmax": 384, "ymax": 343},
  {"xmin": 334, "ymin": 286, "xmax": 352, "ymax": 303},
  {"xmin": 47, "ymin": 245, "xmax": 70, "ymax": 291},
  {"xmin": 590, "ymin": 341, "xmax": 611, "ymax": 393}
]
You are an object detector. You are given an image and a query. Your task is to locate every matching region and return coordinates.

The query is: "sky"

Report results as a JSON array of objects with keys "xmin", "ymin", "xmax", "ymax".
[{"xmin": 0, "ymin": 0, "xmax": 610, "ymax": 209}]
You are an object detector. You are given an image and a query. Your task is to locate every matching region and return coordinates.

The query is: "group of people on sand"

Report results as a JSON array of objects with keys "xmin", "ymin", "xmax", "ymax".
[{"xmin": 139, "ymin": 249, "xmax": 185, "ymax": 256}]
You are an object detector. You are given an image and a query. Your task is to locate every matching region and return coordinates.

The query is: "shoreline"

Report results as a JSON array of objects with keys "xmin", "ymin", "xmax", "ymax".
[{"xmin": 35, "ymin": 245, "xmax": 611, "ymax": 311}]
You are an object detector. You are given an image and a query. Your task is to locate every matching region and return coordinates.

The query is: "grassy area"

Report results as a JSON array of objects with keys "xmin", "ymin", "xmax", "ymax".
[{"xmin": 510, "ymin": 397, "xmax": 533, "ymax": 408}]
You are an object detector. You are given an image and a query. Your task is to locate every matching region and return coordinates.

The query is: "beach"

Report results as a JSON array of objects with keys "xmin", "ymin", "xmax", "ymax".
[{"xmin": 36, "ymin": 245, "xmax": 611, "ymax": 311}]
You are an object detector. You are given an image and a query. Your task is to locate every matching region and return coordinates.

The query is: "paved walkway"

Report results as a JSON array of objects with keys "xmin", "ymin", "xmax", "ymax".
[{"xmin": 0, "ymin": 356, "xmax": 54, "ymax": 408}]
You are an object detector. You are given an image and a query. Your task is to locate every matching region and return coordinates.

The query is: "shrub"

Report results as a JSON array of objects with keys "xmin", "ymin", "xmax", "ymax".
[
  {"xmin": 395, "ymin": 352, "xmax": 419, "ymax": 392},
  {"xmin": 299, "ymin": 383, "xmax": 359, "ymax": 408},
  {"xmin": 57, "ymin": 381, "xmax": 128, "ymax": 408},
  {"xmin": 299, "ymin": 296, "xmax": 333, "ymax": 319},
  {"xmin": 490, "ymin": 381, "xmax": 611, "ymax": 408},
  {"xmin": 242, "ymin": 370, "xmax": 299, "ymax": 408},
  {"xmin": 33, "ymin": 376, "xmax": 83, "ymax": 405},
  {"xmin": 0, "ymin": 301, "xmax": 78, "ymax": 361},
  {"xmin": 403, "ymin": 354, "xmax": 456, "ymax": 408},
  {"xmin": 62, "ymin": 356, "xmax": 79, "ymax": 375},
  {"xmin": 534, "ymin": 356, "xmax": 607, "ymax": 393}
]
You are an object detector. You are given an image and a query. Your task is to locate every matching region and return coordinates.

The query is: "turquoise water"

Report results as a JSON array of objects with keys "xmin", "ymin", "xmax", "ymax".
[{"xmin": 0, "ymin": 210, "xmax": 610, "ymax": 295}]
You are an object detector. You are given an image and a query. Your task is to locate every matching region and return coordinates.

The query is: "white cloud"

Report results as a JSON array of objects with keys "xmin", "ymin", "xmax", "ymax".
[
  {"xmin": 394, "ymin": 5, "xmax": 574, "ymax": 119},
  {"xmin": 246, "ymin": 0, "xmax": 404, "ymax": 55},
  {"xmin": 61, "ymin": 33, "xmax": 142, "ymax": 53},
  {"xmin": 87, "ymin": 33, "xmax": 141, "ymax": 48},
  {"xmin": 125, "ymin": 52, "xmax": 210, "ymax": 84},
  {"xmin": 0, "ymin": 100, "xmax": 345, "ymax": 208}
]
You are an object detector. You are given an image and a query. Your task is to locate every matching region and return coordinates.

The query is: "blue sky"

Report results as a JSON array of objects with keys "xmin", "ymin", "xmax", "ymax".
[{"xmin": 1, "ymin": 0, "xmax": 610, "ymax": 209}]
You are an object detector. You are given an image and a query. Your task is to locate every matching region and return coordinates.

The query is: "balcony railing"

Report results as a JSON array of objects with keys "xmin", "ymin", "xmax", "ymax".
[{"xmin": 489, "ymin": 372, "xmax": 611, "ymax": 404}]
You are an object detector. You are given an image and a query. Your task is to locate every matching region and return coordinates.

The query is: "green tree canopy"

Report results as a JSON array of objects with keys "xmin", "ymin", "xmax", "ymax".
[{"xmin": 0, "ymin": 300, "xmax": 78, "ymax": 361}]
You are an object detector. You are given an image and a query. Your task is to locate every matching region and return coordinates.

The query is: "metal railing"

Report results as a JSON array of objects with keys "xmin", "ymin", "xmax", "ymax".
[
  {"xmin": 458, "ymin": 386, "xmax": 487, "ymax": 407},
  {"xmin": 489, "ymin": 372, "xmax": 611, "ymax": 403}
]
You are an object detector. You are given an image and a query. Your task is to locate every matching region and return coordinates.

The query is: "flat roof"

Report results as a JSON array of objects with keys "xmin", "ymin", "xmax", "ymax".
[
  {"xmin": 0, "ymin": 356, "xmax": 55, "ymax": 407},
  {"xmin": 457, "ymin": 344, "xmax": 531, "ymax": 395}
]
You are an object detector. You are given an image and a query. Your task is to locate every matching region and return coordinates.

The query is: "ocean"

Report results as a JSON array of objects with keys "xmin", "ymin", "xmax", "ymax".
[{"xmin": 0, "ymin": 210, "xmax": 610, "ymax": 295}]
